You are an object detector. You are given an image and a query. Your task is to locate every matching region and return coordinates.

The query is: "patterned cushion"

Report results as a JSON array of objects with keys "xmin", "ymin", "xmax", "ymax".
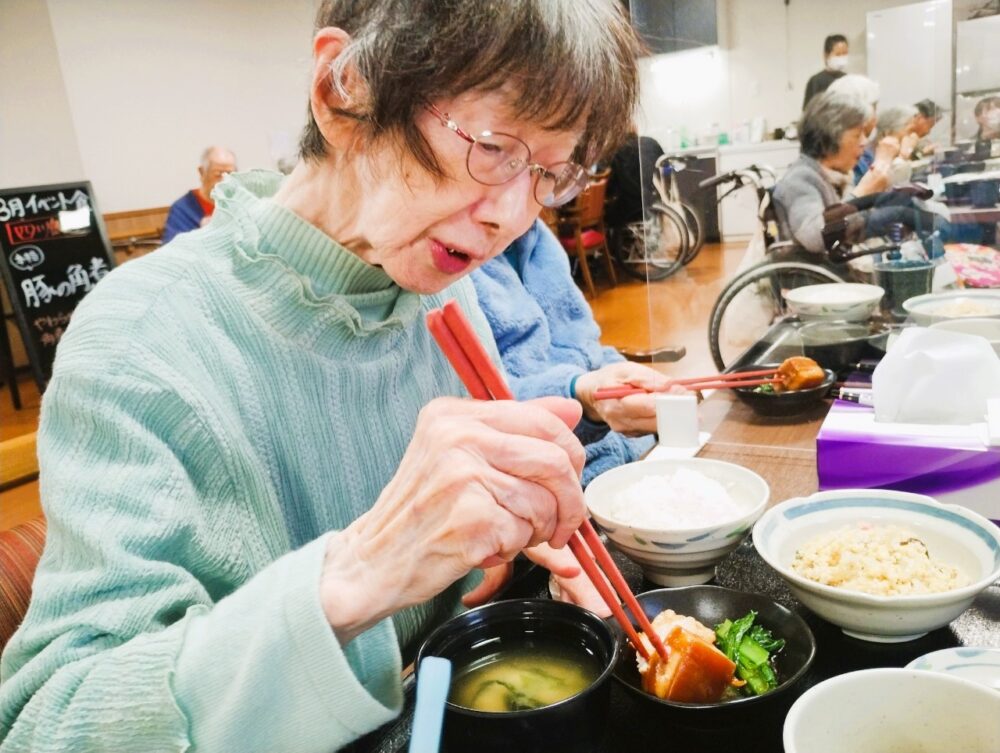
[{"xmin": 0, "ymin": 517, "xmax": 47, "ymax": 651}]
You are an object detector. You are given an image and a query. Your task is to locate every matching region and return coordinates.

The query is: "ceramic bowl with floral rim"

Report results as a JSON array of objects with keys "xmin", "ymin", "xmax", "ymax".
[
  {"xmin": 585, "ymin": 458, "xmax": 769, "ymax": 587},
  {"xmin": 784, "ymin": 283, "xmax": 885, "ymax": 322},
  {"xmin": 907, "ymin": 647, "xmax": 1000, "ymax": 692},
  {"xmin": 754, "ymin": 489, "xmax": 1000, "ymax": 642}
]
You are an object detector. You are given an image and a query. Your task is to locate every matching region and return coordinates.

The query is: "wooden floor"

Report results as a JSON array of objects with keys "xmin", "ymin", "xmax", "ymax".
[{"xmin": 0, "ymin": 241, "xmax": 744, "ymax": 530}]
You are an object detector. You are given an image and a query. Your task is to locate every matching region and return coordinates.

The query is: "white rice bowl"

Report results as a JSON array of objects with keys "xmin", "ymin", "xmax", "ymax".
[{"xmin": 585, "ymin": 459, "xmax": 769, "ymax": 586}]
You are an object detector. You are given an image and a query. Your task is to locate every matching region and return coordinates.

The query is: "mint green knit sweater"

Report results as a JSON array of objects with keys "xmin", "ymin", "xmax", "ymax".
[{"xmin": 0, "ymin": 171, "xmax": 494, "ymax": 752}]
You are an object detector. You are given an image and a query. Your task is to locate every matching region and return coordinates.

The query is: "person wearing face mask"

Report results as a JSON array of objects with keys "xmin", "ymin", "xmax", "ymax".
[
  {"xmin": 974, "ymin": 96, "xmax": 1000, "ymax": 141},
  {"xmin": 803, "ymin": 34, "xmax": 849, "ymax": 109},
  {"xmin": 0, "ymin": 2, "xmax": 644, "ymax": 751}
]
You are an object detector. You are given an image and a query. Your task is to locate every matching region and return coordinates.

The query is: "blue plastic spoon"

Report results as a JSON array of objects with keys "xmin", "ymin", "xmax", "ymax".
[{"xmin": 408, "ymin": 656, "xmax": 452, "ymax": 753}]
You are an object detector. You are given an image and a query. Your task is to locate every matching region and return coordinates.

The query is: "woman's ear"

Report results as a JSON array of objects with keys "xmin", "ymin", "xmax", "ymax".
[{"xmin": 310, "ymin": 27, "xmax": 367, "ymax": 152}]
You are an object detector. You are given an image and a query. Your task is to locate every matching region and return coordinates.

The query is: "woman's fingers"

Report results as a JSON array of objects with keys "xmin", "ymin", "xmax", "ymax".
[{"xmin": 461, "ymin": 562, "xmax": 514, "ymax": 607}]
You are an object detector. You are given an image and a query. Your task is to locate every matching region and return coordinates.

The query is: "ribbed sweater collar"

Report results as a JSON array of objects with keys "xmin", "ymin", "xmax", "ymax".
[
  {"xmin": 214, "ymin": 169, "xmax": 400, "ymax": 297},
  {"xmin": 209, "ymin": 170, "xmax": 423, "ymax": 339}
]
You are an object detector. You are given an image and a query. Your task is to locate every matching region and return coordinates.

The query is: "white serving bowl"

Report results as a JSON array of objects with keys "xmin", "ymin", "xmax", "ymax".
[
  {"xmin": 783, "ymin": 668, "xmax": 1000, "ymax": 753},
  {"xmin": 902, "ymin": 289, "xmax": 1000, "ymax": 326},
  {"xmin": 753, "ymin": 489, "xmax": 1000, "ymax": 642},
  {"xmin": 784, "ymin": 283, "xmax": 884, "ymax": 322},
  {"xmin": 585, "ymin": 458, "xmax": 769, "ymax": 587},
  {"xmin": 930, "ymin": 317, "xmax": 1000, "ymax": 356}
]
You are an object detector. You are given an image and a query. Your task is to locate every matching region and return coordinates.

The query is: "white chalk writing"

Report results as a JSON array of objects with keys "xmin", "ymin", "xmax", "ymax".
[
  {"xmin": 19, "ymin": 257, "xmax": 110, "ymax": 309},
  {"xmin": 0, "ymin": 190, "xmax": 90, "ymax": 222},
  {"xmin": 8, "ymin": 245, "xmax": 45, "ymax": 272}
]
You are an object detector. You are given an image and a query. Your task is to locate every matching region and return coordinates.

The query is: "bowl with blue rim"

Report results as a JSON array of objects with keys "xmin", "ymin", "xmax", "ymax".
[
  {"xmin": 585, "ymin": 458, "xmax": 769, "ymax": 587},
  {"xmin": 753, "ymin": 489, "xmax": 1000, "ymax": 642}
]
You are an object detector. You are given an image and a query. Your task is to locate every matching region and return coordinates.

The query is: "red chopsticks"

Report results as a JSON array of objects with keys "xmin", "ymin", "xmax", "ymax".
[
  {"xmin": 593, "ymin": 368, "xmax": 781, "ymax": 401},
  {"xmin": 426, "ymin": 300, "xmax": 668, "ymax": 663}
]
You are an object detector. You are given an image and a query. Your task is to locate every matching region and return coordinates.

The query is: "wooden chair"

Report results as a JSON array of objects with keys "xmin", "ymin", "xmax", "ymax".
[
  {"xmin": 0, "ymin": 432, "xmax": 45, "ymax": 651},
  {"xmin": 556, "ymin": 173, "xmax": 617, "ymax": 298}
]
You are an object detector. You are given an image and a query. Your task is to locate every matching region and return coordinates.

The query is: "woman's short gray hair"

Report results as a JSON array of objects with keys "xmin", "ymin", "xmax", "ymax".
[
  {"xmin": 799, "ymin": 91, "xmax": 873, "ymax": 160},
  {"xmin": 299, "ymin": 0, "xmax": 642, "ymax": 175},
  {"xmin": 876, "ymin": 105, "xmax": 917, "ymax": 140}
]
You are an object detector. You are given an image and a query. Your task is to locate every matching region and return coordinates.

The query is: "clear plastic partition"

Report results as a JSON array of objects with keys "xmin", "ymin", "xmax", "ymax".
[{"xmin": 599, "ymin": 0, "xmax": 1000, "ymax": 381}]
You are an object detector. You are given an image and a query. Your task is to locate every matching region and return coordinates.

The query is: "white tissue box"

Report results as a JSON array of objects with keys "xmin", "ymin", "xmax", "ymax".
[{"xmin": 816, "ymin": 399, "xmax": 1000, "ymax": 524}]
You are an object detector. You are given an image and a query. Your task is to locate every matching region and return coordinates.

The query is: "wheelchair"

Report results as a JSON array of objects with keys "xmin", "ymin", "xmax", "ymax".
[{"xmin": 703, "ymin": 169, "xmax": 936, "ymax": 371}]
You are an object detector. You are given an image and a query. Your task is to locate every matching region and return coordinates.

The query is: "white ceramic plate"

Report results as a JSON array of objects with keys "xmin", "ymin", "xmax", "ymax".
[
  {"xmin": 902, "ymin": 289, "xmax": 1000, "ymax": 326},
  {"xmin": 907, "ymin": 647, "xmax": 1000, "ymax": 692}
]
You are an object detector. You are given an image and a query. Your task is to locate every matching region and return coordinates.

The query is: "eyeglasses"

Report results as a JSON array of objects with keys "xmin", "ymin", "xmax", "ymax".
[{"xmin": 425, "ymin": 103, "xmax": 589, "ymax": 208}]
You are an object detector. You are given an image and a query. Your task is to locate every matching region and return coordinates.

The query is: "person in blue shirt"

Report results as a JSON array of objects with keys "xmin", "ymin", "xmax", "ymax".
[
  {"xmin": 161, "ymin": 146, "xmax": 237, "ymax": 243},
  {"xmin": 472, "ymin": 219, "xmax": 685, "ymax": 487}
]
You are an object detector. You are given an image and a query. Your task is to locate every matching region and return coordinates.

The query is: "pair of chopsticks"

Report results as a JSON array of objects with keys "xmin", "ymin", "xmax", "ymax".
[
  {"xmin": 592, "ymin": 368, "xmax": 781, "ymax": 401},
  {"xmin": 426, "ymin": 300, "xmax": 669, "ymax": 664}
]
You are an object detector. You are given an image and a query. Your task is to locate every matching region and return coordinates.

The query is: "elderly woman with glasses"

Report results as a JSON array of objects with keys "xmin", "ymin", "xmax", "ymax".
[
  {"xmin": 0, "ymin": 2, "xmax": 641, "ymax": 751},
  {"xmin": 773, "ymin": 91, "xmax": 905, "ymax": 263}
]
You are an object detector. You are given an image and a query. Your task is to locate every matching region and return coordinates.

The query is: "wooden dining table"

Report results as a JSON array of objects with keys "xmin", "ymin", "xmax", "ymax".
[{"xmin": 351, "ymin": 390, "xmax": 1000, "ymax": 753}]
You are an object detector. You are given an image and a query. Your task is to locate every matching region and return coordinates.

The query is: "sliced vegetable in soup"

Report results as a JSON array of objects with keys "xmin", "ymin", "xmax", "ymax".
[{"xmin": 449, "ymin": 644, "xmax": 602, "ymax": 712}]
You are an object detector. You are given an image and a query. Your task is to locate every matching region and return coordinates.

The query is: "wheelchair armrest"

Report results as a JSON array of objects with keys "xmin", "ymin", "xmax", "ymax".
[{"xmin": 617, "ymin": 345, "xmax": 687, "ymax": 363}]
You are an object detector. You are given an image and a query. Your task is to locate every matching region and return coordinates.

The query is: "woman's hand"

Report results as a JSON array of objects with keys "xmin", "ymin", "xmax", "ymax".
[
  {"xmin": 899, "ymin": 132, "xmax": 919, "ymax": 161},
  {"xmin": 853, "ymin": 161, "xmax": 892, "ymax": 197},
  {"xmin": 873, "ymin": 135, "xmax": 901, "ymax": 165},
  {"xmin": 573, "ymin": 362, "xmax": 687, "ymax": 436},
  {"xmin": 319, "ymin": 396, "xmax": 587, "ymax": 644}
]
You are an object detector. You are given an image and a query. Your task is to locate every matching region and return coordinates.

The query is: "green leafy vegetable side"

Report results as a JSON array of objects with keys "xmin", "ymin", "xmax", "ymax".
[{"xmin": 714, "ymin": 610, "xmax": 785, "ymax": 697}]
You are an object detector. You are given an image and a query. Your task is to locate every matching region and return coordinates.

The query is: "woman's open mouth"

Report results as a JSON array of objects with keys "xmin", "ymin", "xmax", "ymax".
[{"xmin": 430, "ymin": 239, "xmax": 473, "ymax": 275}]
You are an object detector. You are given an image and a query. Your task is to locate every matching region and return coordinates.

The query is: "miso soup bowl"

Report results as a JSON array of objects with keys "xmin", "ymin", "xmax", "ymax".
[{"xmin": 416, "ymin": 599, "xmax": 619, "ymax": 753}]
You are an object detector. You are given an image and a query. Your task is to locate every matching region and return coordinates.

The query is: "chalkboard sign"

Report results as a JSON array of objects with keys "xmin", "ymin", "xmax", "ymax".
[{"xmin": 0, "ymin": 181, "xmax": 115, "ymax": 389}]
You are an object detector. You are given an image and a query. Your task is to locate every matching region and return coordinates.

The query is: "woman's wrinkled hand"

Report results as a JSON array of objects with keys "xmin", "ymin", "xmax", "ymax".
[
  {"xmin": 874, "ymin": 135, "xmax": 901, "ymax": 165},
  {"xmin": 320, "ymin": 396, "xmax": 587, "ymax": 643},
  {"xmin": 573, "ymin": 362, "xmax": 688, "ymax": 436},
  {"xmin": 899, "ymin": 132, "xmax": 919, "ymax": 161}
]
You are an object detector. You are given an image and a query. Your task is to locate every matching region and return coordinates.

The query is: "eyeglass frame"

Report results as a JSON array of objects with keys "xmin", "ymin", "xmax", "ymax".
[{"xmin": 424, "ymin": 102, "xmax": 590, "ymax": 208}]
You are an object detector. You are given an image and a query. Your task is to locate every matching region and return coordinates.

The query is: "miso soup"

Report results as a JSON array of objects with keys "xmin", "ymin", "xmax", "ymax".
[{"xmin": 449, "ymin": 642, "xmax": 602, "ymax": 712}]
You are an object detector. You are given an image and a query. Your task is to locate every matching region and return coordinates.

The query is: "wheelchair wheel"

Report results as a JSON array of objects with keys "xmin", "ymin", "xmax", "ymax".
[
  {"xmin": 708, "ymin": 261, "xmax": 845, "ymax": 371},
  {"xmin": 679, "ymin": 202, "xmax": 705, "ymax": 265},
  {"xmin": 612, "ymin": 203, "xmax": 688, "ymax": 281}
]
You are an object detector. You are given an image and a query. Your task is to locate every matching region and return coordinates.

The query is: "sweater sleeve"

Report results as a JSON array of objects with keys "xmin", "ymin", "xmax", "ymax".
[
  {"xmin": 774, "ymin": 171, "xmax": 829, "ymax": 256},
  {"xmin": 0, "ymin": 365, "xmax": 401, "ymax": 753},
  {"xmin": 472, "ymin": 222, "xmax": 622, "ymax": 403}
]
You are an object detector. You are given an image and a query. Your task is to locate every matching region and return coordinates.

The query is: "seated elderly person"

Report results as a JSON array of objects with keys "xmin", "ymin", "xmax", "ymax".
[
  {"xmin": 472, "ymin": 220, "xmax": 683, "ymax": 487},
  {"xmin": 853, "ymin": 105, "xmax": 919, "ymax": 187},
  {"xmin": 773, "ymin": 91, "xmax": 915, "ymax": 267},
  {"xmin": 0, "ymin": 2, "xmax": 644, "ymax": 751},
  {"xmin": 825, "ymin": 75, "xmax": 902, "ymax": 190},
  {"xmin": 911, "ymin": 99, "xmax": 942, "ymax": 157}
]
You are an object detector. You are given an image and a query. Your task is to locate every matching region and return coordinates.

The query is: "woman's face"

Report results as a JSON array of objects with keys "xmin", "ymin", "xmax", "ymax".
[
  {"xmin": 978, "ymin": 103, "xmax": 1000, "ymax": 136},
  {"xmin": 826, "ymin": 122, "xmax": 869, "ymax": 173},
  {"xmin": 344, "ymin": 90, "xmax": 582, "ymax": 294}
]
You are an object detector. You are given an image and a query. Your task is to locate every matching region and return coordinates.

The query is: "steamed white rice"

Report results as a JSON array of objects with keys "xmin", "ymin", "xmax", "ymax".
[
  {"xmin": 791, "ymin": 523, "xmax": 969, "ymax": 596},
  {"xmin": 609, "ymin": 468, "xmax": 742, "ymax": 529}
]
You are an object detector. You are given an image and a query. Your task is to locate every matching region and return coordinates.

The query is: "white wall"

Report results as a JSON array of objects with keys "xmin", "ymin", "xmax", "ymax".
[
  {"xmin": 637, "ymin": 0, "xmax": 986, "ymax": 148},
  {"xmin": 1, "ymin": 0, "xmax": 317, "ymax": 213},
  {"xmin": 0, "ymin": 0, "xmax": 85, "ymax": 188}
]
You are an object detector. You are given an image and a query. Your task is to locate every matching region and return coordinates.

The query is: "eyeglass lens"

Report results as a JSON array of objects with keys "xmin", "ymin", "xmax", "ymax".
[{"xmin": 466, "ymin": 132, "xmax": 587, "ymax": 207}]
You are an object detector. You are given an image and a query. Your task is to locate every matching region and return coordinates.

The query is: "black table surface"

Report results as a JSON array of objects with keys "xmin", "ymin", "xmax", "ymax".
[{"xmin": 349, "ymin": 542, "xmax": 1000, "ymax": 753}]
